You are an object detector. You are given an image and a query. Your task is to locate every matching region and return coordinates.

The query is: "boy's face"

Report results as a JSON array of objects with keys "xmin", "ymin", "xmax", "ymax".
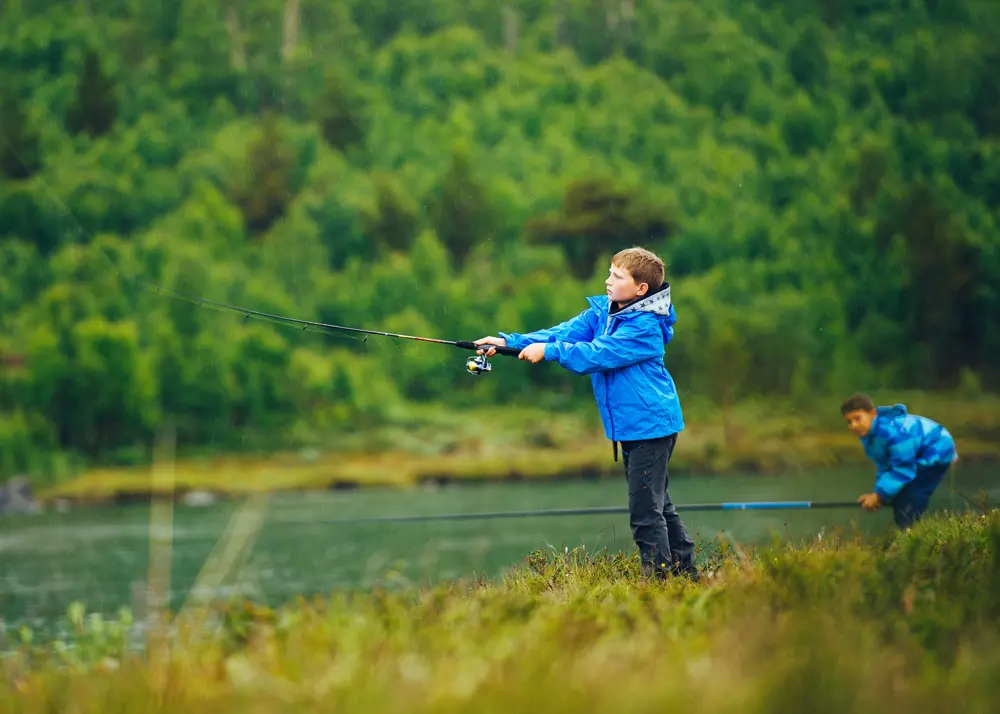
[
  {"xmin": 844, "ymin": 408, "xmax": 877, "ymax": 437},
  {"xmin": 606, "ymin": 263, "xmax": 648, "ymax": 306}
]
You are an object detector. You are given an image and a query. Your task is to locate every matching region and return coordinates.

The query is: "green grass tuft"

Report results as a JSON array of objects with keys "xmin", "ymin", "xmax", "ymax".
[{"xmin": 3, "ymin": 511, "xmax": 999, "ymax": 712}]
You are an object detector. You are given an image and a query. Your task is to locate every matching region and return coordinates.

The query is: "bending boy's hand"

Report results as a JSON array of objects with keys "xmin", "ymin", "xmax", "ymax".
[
  {"xmin": 474, "ymin": 336, "xmax": 506, "ymax": 357},
  {"xmin": 519, "ymin": 343, "xmax": 547, "ymax": 363},
  {"xmin": 857, "ymin": 492, "xmax": 882, "ymax": 511}
]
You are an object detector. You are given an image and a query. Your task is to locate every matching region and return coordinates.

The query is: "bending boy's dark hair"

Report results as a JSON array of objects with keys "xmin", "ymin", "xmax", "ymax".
[{"xmin": 840, "ymin": 393, "xmax": 876, "ymax": 415}]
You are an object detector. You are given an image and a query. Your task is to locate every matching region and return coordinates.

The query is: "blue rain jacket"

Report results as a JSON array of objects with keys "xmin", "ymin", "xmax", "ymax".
[
  {"xmin": 861, "ymin": 404, "xmax": 957, "ymax": 501},
  {"xmin": 500, "ymin": 283, "xmax": 684, "ymax": 442}
]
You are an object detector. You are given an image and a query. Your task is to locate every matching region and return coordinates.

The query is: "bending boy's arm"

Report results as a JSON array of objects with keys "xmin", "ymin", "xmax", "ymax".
[
  {"xmin": 500, "ymin": 309, "xmax": 596, "ymax": 351},
  {"xmin": 873, "ymin": 432, "xmax": 920, "ymax": 501},
  {"xmin": 543, "ymin": 318, "xmax": 663, "ymax": 375}
]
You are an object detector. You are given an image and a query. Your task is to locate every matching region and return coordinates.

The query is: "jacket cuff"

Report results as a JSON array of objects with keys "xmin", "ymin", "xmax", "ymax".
[
  {"xmin": 874, "ymin": 485, "xmax": 894, "ymax": 502},
  {"xmin": 499, "ymin": 332, "xmax": 522, "ymax": 351}
]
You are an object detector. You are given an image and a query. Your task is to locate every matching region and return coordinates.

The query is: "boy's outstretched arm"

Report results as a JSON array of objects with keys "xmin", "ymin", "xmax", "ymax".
[
  {"xmin": 865, "ymin": 433, "xmax": 920, "ymax": 508},
  {"xmin": 544, "ymin": 318, "xmax": 663, "ymax": 375},
  {"xmin": 475, "ymin": 308, "xmax": 597, "ymax": 355}
]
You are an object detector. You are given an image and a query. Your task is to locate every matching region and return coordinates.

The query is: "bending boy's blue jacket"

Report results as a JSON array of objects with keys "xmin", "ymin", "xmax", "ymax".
[
  {"xmin": 500, "ymin": 284, "xmax": 684, "ymax": 442},
  {"xmin": 861, "ymin": 404, "xmax": 957, "ymax": 501}
]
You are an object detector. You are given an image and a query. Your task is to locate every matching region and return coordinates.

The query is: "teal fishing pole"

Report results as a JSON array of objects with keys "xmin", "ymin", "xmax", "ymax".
[{"xmin": 325, "ymin": 500, "xmax": 861, "ymax": 524}]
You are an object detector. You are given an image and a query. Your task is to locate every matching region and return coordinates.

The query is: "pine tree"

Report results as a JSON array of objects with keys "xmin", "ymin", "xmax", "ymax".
[
  {"xmin": 428, "ymin": 146, "xmax": 496, "ymax": 266},
  {"xmin": 0, "ymin": 89, "xmax": 41, "ymax": 180},
  {"xmin": 364, "ymin": 172, "xmax": 421, "ymax": 254},
  {"xmin": 65, "ymin": 50, "xmax": 118, "ymax": 138},
  {"xmin": 314, "ymin": 71, "xmax": 366, "ymax": 152},
  {"xmin": 526, "ymin": 178, "xmax": 679, "ymax": 279},
  {"xmin": 232, "ymin": 114, "xmax": 297, "ymax": 237}
]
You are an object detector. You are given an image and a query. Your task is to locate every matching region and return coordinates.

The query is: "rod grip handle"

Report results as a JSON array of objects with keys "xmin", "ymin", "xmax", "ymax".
[{"xmin": 456, "ymin": 341, "xmax": 521, "ymax": 357}]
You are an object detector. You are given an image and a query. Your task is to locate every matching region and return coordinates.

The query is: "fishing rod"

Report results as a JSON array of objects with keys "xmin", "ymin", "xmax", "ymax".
[
  {"xmin": 320, "ymin": 500, "xmax": 861, "ymax": 525},
  {"xmin": 0, "ymin": 132, "xmax": 519, "ymax": 377},
  {"xmin": 123, "ymin": 277, "xmax": 522, "ymax": 376}
]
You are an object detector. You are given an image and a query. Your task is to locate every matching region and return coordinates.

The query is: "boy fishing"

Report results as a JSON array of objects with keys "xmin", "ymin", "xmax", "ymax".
[
  {"xmin": 841, "ymin": 394, "xmax": 958, "ymax": 529},
  {"xmin": 476, "ymin": 247, "xmax": 697, "ymax": 581}
]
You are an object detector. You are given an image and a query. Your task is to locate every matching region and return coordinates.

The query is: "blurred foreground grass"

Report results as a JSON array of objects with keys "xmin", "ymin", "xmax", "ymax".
[
  {"xmin": 40, "ymin": 391, "xmax": 1000, "ymax": 502},
  {"xmin": 3, "ymin": 510, "xmax": 999, "ymax": 712}
]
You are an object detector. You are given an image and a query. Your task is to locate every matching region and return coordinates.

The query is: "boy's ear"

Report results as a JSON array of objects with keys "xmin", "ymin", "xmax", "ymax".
[{"xmin": 636, "ymin": 281, "xmax": 649, "ymax": 296}]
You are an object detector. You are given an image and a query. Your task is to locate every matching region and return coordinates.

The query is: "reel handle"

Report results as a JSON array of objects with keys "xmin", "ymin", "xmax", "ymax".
[{"xmin": 455, "ymin": 341, "xmax": 521, "ymax": 357}]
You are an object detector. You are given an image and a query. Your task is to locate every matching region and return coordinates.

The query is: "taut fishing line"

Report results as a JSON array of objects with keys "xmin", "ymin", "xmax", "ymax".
[{"xmin": 0, "ymin": 130, "xmax": 520, "ymax": 376}]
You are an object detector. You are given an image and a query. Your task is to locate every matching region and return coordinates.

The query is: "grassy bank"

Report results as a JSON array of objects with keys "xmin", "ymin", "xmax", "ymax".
[
  {"xmin": 3, "ymin": 510, "xmax": 999, "ymax": 712},
  {"xmin": 38, "ymin": 391, "xmax": 1000, "ymax": 504}
]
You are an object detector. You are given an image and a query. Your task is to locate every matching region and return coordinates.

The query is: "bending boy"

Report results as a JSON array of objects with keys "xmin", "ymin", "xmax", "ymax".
[
  {"xmin": 476, "ymin": 247, "xmax": 696, "ymax": 580},
  {"xmin": 841, "ymin": 393, "xmax": 958, "ymax": 529}
]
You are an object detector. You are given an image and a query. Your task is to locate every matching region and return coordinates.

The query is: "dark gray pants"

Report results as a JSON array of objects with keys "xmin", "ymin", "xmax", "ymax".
[
  {"xmin": 621, "ymin": 434, "xmax": 696, "ymax": 579},
  {"xmin": 891, "ymin": 462, "xmax": 950, "ymax": 529}
]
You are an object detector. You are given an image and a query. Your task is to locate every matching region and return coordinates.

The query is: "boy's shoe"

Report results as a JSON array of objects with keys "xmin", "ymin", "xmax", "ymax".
[
  {"xmin": 640, "ymin": 561, "xmax": 664, "ymax": 581},
  {"xmin": 670, "ymin": 564, "xmax": 700, "ymax": 583},
  {"xmin": 639, "ymin": 561, "xmax": 701, "ymax": 583}
]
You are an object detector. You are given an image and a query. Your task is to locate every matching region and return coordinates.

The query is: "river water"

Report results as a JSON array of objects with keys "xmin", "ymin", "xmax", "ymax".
[{"xmin": 0, "ymin": 463, "xmax": 996, "ymax": 628}]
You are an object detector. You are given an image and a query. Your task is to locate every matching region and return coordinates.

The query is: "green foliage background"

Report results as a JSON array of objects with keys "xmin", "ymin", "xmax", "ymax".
[{"xmin": 1, "ymin": 0, "xmax": 998, "ymax": 481}]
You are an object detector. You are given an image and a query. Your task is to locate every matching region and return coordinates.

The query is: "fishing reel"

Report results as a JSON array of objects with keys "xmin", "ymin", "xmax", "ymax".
[{"xmin": 465, "ymin": 353, "xmax": 492, "ymax": 376}]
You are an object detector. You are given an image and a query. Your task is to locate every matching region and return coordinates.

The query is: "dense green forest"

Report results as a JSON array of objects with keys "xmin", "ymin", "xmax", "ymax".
[{"xmin": 1, "ymin": 0, "xmax": 998, "ymax": 481}]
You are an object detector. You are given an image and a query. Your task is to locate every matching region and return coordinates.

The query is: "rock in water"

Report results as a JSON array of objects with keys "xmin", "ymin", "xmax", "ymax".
[
  {"xmin": 181, "ymin": 490, "xmax": 217, "ymax": 507},
  {"xmin": 0, "ymin": 476, "xmax": 39, "ymax": 516}
]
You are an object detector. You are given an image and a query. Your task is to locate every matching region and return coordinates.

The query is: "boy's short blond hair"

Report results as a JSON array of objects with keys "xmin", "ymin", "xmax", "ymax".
[{"xmin": 611, "ymin": 247, "xmax": 665, "ymax": 289}]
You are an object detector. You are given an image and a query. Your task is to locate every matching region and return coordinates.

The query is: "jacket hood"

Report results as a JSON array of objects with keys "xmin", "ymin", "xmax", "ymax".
[
  {"xmin": 586, "ymin": 282, "xmax": 676, "ymax": 342},
  {"xmin": 877, "ymin": 404, "xmax": 908, "ymax": 419}
]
